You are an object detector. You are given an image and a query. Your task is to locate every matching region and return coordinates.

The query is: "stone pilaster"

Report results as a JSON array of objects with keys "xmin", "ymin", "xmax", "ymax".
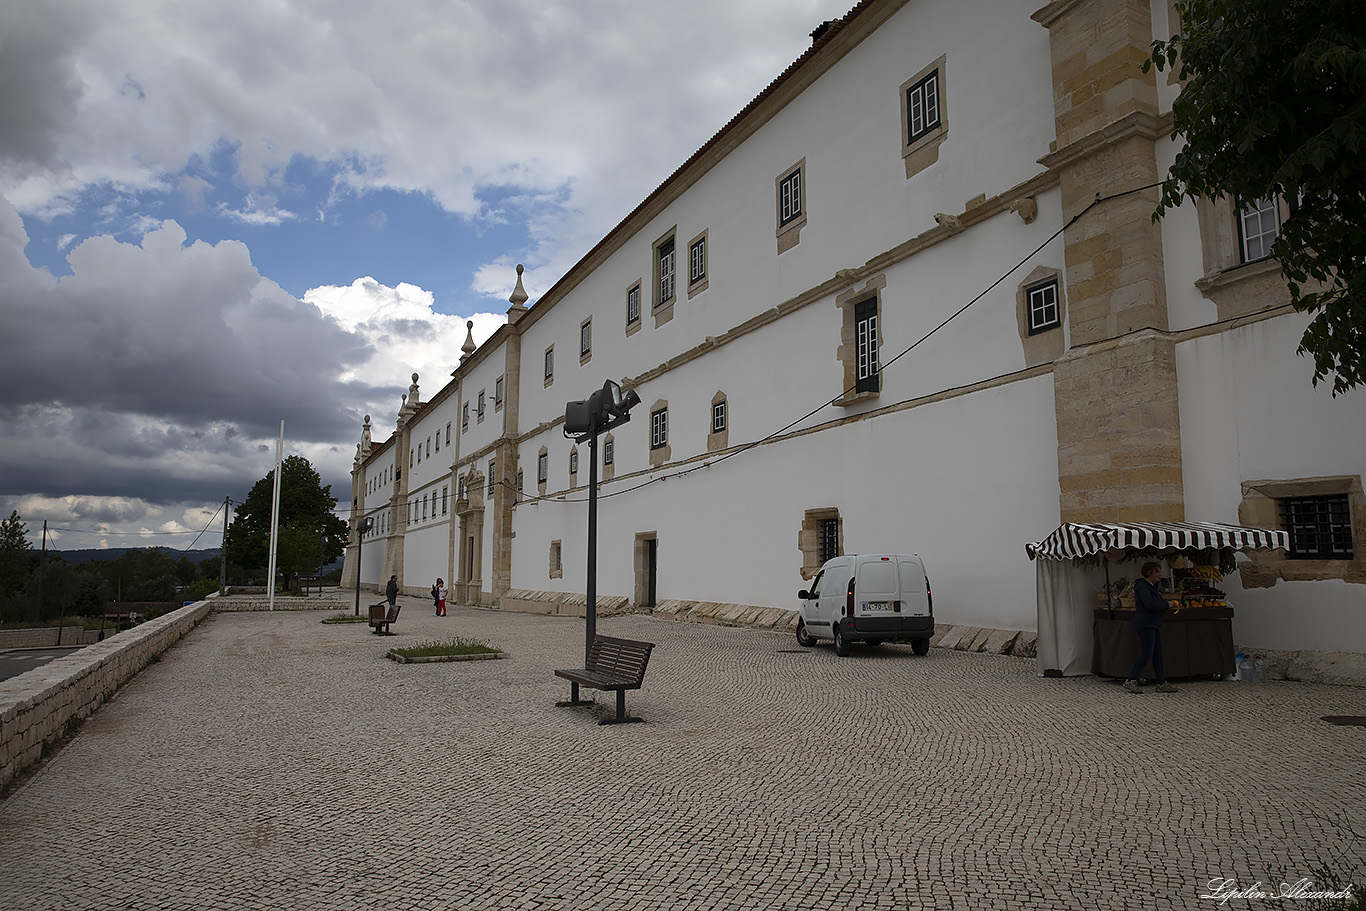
[{"xmin": 1035, "ymin": 0, "xmax": 1183, "ymax": 523}]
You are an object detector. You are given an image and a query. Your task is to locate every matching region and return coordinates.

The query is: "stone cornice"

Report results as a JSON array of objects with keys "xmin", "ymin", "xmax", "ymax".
[{"xmin": 1037, "ymin": 109, "xmax": 1173, "ymax": 174}]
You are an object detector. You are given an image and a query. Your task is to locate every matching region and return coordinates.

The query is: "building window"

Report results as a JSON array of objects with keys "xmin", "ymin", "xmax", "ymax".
[
  {"xmin": 690, "ymin": 235, "xmax": 706, "ymax": 282},
  {"xmin": 462, "ymin": 403, "xmax": 469, "ymax": 430},
  {"xmin": 627, "ymin": 283, "xmax": 641, "ymax": 325},
  {"xmin": 603, "ymin": 438, "xmax": 614, "ymax": 465},
  {"xmin": 550, "ymin": 540, "xmax": 562, "ymax": 579},
  {"xmin": 900, "ymin": 56, "xmax": 948, "ymax": 179},
  {"xmin": 477, "ymin": 391, "xmax": 485, "ymax": 421},
  {"xmin": 538, "ymin": 451, "xmax": 548, "ymax": 483},
  {"xmin": 855, "ymin": 297, "xmax": 880, "ymax": 394},
  {"xmin": 1282, "ymin": 494, "xmax": 1353, "ymax": 559},
  {"xmin": 515, "ymin": 469, "xmax": 523, "ymax": 498},
  {"xmin": 712, "ymin": 400, "xmax": 727, "ymax": 434},
  {"xmin": 426, "ymin": 437, "xmax": 431, "ymax": 458},
  {"xmin": 495, "ymin": 377, "xmax": 504, "ymax": 411},
  {"xmin": 569, "ymin": 449, "xmax": 579, "ymax": 475},
  {"xmin": 488, "ymin": 460, "xmax": 496, "ymax": 498},
  {"xmin": 1026, "ymin": 279, "xmax": 1062, "ymax": 334},
  {"xmin": 651, "ymin": 408, "xmax": 668, "ymax": 450},
  {"xmin": 458, "ymin": 476, "xmax": 466, "ymax": 500},
  {"xmin": 657, "ymin": 237, "xmax": 676, "ymax": 306},
  {"xmin": 446, "ymin": 422, "xmax": 451, "ymax": 445},
  {"xmin": 434, "ymin": 432, "xmax": 439, "ymax": 453},
  {"xmin": 779, "ymin": 168, "xmax": 802, "ymax": 226},
  {"xmin": 1239, "ymin": 197, "xmax": 1280, "ymax": 263},
  {"xmin": 820, "ymin": 518, "xmax": 840, "ymax": 564},
  {"xmin": 775, "ymin": 160, "xmax": 807, "ymax": 254},
  {"xmin": 580, "ymin": 318, "xmax": 592, "ymax": 360},
  {"xmin": 544, "ymin": 346, "xmax": 554, "ymax": 385},
  {"xmin": 905, "ymin": 70, "xmax": 941, "ymax": 144},
  {"xmin": 442, "ymin": 486, "xmax": 448, "ymax": 515},
  {"xmin": 422, "ymin": 494, "xmax": 428, "ymax": 520}
]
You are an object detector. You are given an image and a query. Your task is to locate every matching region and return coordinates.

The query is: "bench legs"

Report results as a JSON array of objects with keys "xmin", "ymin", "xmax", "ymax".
[
  {"xmin": 555, "ymin": 685, "xmax": 644, "ymax": 724},
  {"xmin": 599, "ymin": 689, "xmax": 643, "ymax": 725},
  {"xmin": 555, "ymin": 682, "xmax": 594, "ymax": 707}
]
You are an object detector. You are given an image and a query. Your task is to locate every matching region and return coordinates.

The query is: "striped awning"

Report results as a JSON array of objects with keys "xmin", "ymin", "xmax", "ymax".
[{"xmin": 1025, "ymin": 521, "xmax": 1289, "ymax": 561}]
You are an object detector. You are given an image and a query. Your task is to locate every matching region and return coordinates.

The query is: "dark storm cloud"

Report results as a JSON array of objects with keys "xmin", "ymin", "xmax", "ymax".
[{"xmin": 0, "ymin": 3, "xmax": 87, "ymax": 169}]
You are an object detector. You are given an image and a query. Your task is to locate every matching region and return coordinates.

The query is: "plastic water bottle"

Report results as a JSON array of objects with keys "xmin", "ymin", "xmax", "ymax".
[
  {"xmin": 1253, "ymin": 655, "xmax": 1267, "ymax": 684},
  {"xmin": 1234, "ymin": 653, "xmax": 1249, "ymax": 682}
]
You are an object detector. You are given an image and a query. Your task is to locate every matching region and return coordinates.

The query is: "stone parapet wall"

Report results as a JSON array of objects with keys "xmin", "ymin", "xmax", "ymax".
[
  {"xmin": 208, "ymin": 596, "xmax": 350, "ymax": 613},
  {"xmin": 0, "ymin": 628, "xmax": 109, "ymax": 649},
  {"xmin": 0, "ymin": 602, "xmax": 212, "ymax": 793}
]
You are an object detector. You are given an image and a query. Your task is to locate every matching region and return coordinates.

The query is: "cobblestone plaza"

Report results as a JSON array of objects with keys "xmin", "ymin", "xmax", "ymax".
[{"xmin": 0, "ymin": 603, "xmax": 1361, "ymax": 910}]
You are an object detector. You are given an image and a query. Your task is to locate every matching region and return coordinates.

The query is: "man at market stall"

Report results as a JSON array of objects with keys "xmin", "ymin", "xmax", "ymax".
[{"xmin": 1124, "ymin": 562, "xmax": 1179, "ymax": 694}]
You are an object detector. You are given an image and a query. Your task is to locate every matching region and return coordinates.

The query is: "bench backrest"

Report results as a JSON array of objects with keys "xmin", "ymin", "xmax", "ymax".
[
  {"xmin": 585, "ymin": 635, "xmax": 654, "ymax": 686},
  {"xmin": 387, "ymin": 604, "xmax": 401, "ymax": 622}
]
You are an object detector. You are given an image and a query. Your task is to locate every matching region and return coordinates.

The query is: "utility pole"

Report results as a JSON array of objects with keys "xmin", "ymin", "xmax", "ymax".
[
  {"xmin": 35, "ymin": 521, "xmax": 48, "ymax": 623},
  {"xmin": 219, "ymin": 496, "xmax": 230, "ymax": 596}
]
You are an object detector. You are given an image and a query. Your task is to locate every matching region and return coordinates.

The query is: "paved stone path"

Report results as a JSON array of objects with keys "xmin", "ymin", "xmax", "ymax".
[{"xmin": 0, "ymin": 601, "xmax": 1362, "ymax": 910}]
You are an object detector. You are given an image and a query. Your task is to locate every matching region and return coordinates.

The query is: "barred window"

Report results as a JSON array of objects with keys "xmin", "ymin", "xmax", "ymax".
[
  {"xmin": 1281, "ymin": 494, "xmax": 1353, "ymax": 559},
  {"xmin": 820, "ymin": 518, "xmax": 840, "ymax": 563},
  {"xmin": 487, "ymin": 460, "xmax": 496, "ymax": 497},
  {"xmin": 580, "ymin": 319, "xmax": 592, "ymax": 357},
  {"xmin": 538, "ymin": 452, "xmax": 548, "ymax": 483}
]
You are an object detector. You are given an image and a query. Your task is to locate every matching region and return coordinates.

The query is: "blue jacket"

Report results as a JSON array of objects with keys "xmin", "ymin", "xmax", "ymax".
[{"xmin": 1132, "ymin": 578, "xmax": 1169, "ymax": 630}]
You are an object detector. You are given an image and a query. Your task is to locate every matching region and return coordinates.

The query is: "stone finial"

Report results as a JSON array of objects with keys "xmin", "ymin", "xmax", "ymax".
[
  {"xmin": 408, "ymin": 372, "xmax": 420, "ymax": 406},
  {"xmin": 360, "ymin": 414, "xmax": 373, "ymax": 456},
  {"xmin": 460, "ymin": 319, "xmax": 477, "ymax": 365},
  {"xmin": 509, "ymin": 263, "xmax": 529, "ymax": 307}
]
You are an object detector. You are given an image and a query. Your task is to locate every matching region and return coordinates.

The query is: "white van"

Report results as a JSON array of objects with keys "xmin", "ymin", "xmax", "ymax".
[{"xmin": 796, "ymin": 554, "xmax": 933, "ymax": 656}]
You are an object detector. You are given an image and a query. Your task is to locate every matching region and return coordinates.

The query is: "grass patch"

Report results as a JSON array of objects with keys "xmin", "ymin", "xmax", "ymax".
[{"xmin": 391, "ymin": 637, "xmax": 499, "ymax": 659}]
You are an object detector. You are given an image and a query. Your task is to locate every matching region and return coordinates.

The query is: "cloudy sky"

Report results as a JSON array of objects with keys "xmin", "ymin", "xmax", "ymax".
[{"xmin": 0, "ymin": 0, "xmax": 853, "ymax": 552}]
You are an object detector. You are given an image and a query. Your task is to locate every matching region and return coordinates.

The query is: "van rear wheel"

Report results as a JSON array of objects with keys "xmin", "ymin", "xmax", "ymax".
[
  {"xmin": 912, "ymin": 637, "xmax": 930, "ymax": 656},
  {"xmin": 833, "ymin": 623, "xmax": 851, "ymax": 656},
  {"xmin": 795, "ymin": 619, "xmax": 816, "ymax": 648}
]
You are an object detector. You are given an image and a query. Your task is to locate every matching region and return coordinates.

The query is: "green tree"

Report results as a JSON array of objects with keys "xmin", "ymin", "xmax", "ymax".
[
  {"xmin": 0, "ymin": 510, "xmax": 33, "ymax": 595},
  {"xmin": 224, "ymin": 456, "xmax": 349, "ymax": 575},
  {"xmin": 1146, "ymin": 0, "xmax": 1366, "ymax": 393}
]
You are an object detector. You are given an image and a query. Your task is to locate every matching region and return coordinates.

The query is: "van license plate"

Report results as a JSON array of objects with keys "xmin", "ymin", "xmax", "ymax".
[{"xmin": 862, "ymin": 601, "xmax": 892, "ymax": 612}]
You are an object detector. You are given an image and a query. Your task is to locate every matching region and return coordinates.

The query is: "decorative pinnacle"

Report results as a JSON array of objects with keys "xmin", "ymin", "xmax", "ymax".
[
  {"xmin": 509, "ymin": 263, "xmax": 529, "ymax": 307},
  {"xmin": 462, "ymin": 320, "xmax": 477, "ymax": 359}
]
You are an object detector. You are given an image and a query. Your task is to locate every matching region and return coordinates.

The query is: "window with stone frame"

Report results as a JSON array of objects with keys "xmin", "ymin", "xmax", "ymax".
[
  {"xmin": 477, "ymin": 390, "xmax": 485, "ymax": 421},
  {"xmin": 799, "ymin": 508, "xmax": 843, "ymax": 580},
  {"xmin": 1238, "ymin": 475, "xmax": 1365, "ymax": 586},
  {"xmin": 495, "ymin": 376, "xmax": 504, "ymax": 411},
  {"xmin": 544, "ymin": 346, "xmax": 554, "ymax": 386},
  {"xmin": 462, "ymin": 403, "xmax": 469, "ymax": 430},
  {"xmin": 626, "ymin": 282, "xmax": 641, "ymax": 327},
  {"xmin": 688, "ymin": 230, "xmax": 708, "ymax": 297},
  {"xmin": 899, "ymin": 55, "xmax": 947, "ymax": 179},
  {"xmin": 537, "ymin": 450, "xmax": 548, "ymax": 484},
  {"xmin": 775, "ymin": 159, "xmax": 806, "ymax": 254},
  {"xmin": 651, "ymin": 407, "xmax": 668, "ymax": 450},
  {"xmin": 487, "ymin": 459, "xmax": 495, "ymax": 498},
  {"xmin": 653, "ymin": 231, "xmax": 677, "ymax": 328},
  {"xmin": 580, "ymin": 317, "xmax": 592, "ymax": 363}
]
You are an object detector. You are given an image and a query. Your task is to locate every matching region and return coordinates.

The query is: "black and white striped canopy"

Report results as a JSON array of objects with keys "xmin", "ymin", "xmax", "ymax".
[{"xmin": 1025, "ymin": 521, "xmax": 1289, "ymax": 561}]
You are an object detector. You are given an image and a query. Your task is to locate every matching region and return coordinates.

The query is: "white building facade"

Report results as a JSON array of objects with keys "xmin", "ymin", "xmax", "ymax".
[{"xmin": 343, "ymin": 0, "xmax": 1366, "ymax": 657}]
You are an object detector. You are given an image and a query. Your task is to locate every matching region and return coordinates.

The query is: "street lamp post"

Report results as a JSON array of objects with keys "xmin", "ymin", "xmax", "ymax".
[
  {"xmin": 353, "ymin": 516, "xmax": 373, "ymax": 616},
  {"xmin": 565, "ymin": 379, "xmax": 641, "ymax": 663}
]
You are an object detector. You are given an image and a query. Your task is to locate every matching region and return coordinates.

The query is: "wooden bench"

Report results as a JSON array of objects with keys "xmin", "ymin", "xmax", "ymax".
[
  {"xmin": 555, "ymin": 635, "xmax": 655, "ymax": 725},
  {"xmin": 368, "ymin": 602, "xmax": 400, "ymax": 635}
]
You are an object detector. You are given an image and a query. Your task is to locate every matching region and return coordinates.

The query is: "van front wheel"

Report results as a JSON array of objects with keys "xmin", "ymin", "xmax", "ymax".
[
  {"xmin": 833, "ymin": 623, "xmax": 851, "ymax": 656},
  {"xmin": 796, "ymin": 619, "xmax": 816, "ymax": 648}
]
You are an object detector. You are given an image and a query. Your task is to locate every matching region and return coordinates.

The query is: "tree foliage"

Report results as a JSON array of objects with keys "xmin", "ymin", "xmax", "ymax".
[
  {"xmin": 224, "ymin": 455, "xmax": 349, "ymax": 575},
  {"xmin": 0, "ymin": 510, "xmax": 33, "ymax": 595},
  {"xmin": 1146, "ymin": 0, "xmax": 1366, "ymax": 393}
]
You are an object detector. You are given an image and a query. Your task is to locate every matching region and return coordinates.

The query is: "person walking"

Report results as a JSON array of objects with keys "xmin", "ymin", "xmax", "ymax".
[
  {"xmin": 434, "ymin": 578, "xmax": 446, "ymax": 616},
  {"xmin": 386, "ymin": 575, "xmax": 398, "ymax": 608},
  {"xmin": 1124, "ymin": 561, "xmax": 1178, "ymax": 694}
]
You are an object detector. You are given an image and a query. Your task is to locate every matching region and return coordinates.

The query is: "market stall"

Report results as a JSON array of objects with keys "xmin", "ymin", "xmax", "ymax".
[{"xmin": 1025, "ymin": 521, "xmax": 1288, "ymax": 678}]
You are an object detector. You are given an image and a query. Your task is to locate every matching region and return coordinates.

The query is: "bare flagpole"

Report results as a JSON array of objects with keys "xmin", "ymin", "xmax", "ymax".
[{"xmin": 266, "ymin": 420, "xmax": 284, "ymax": 610}]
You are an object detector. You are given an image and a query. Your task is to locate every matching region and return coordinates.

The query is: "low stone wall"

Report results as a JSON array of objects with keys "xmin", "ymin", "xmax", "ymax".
[
  {"xmin": 0, "ymin": 627, "xmax": 109, "ymax": 649},
  {"xmin": 207, "ymin": 595, "xmax": 351, "ymax": 613},
  {"xmin": 0, "ymin": 602, "xmax": 211, "ymax": 793}
]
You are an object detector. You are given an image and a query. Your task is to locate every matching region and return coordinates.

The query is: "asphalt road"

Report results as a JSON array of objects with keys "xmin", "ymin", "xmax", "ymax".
[{"xmin": 0, "ymin": 646, "xmax": 85, "ymax": 683}]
